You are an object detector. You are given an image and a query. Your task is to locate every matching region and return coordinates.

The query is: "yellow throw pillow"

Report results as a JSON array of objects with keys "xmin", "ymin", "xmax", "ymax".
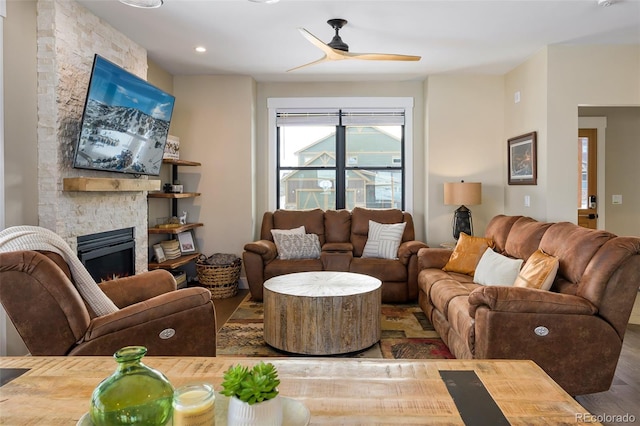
[
  {"xmin": 513, "ymin": 249, "xmax": 559, "ymax": 291},
  {"xmin": 443, "ymin": 233, "xmax": 495, "ymax": 276}
]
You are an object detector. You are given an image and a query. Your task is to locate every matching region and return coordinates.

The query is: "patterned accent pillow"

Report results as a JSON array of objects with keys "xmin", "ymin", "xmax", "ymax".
[
  {"xmin": 362, "ymin": 220, "xmax": 407, "ymax": 260},
  {"xmin": 270, "ymin": 225, "xmax": 305, "ymax": 240},
  {"xmin": 273, "ymin": 233, "xmax": 321, "ymax": 260}
]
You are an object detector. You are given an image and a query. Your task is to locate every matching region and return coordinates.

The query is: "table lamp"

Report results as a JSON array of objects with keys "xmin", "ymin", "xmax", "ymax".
[{"xmin": 444, "ymin": 181, "xmax": 482, "ymax": 240}]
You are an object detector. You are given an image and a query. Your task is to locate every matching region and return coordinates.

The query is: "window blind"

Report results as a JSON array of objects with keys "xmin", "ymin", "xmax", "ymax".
[
  {"xmin": 276, "ymin": 109, "xmax": 340, "ymax": 126},
  {"xmin": 341, "ymin": 108, "xmax": 405, "ymax": 126},
  {"xmin": 276, "ymin": 108, "xmax": 405, "ymax": 126}
]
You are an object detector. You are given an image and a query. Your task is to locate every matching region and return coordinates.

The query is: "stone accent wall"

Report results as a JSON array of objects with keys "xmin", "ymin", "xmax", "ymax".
[{"xmin": 36, "ymin": 0, "xmax": 151, "ymax": 274}]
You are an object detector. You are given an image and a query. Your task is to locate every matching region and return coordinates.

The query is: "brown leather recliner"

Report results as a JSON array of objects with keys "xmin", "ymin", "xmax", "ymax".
[{"xmin": 0, "ymin": 250, "xmax": 217, "ymax": 356}]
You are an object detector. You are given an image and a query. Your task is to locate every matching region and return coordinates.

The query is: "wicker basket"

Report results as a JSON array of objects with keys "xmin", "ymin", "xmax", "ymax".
[{"xmin": 196, "ymin": 254, "xmax": 241, "ymax": 299}]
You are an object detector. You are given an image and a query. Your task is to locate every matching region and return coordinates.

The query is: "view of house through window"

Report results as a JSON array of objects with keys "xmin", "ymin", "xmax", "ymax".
[{"xmin": 276, "ymin": 110, "xmax": 404, "ymax": 210}]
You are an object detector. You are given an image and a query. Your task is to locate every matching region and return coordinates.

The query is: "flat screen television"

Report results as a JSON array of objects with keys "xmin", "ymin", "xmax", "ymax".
[{"xmin": 73, "ymin": 54, "xmax": 175, "ymax": 176}]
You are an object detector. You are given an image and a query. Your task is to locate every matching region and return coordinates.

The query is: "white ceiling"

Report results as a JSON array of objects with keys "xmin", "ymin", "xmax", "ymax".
[{"xmin": 77, "ymin": 0, "xmax": 640, "ymax": 82}]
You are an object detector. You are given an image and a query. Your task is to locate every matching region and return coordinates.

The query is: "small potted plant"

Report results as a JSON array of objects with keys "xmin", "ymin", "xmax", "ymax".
[{"xmin": 221, "ymin": 361, "xmax": 283, "ymax": 426}]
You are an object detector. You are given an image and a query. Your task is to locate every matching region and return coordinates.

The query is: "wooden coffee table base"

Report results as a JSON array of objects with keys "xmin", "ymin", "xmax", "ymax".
[{"xmin": 263, "ymin": 272, "xmax": 381, "ymax": 355}]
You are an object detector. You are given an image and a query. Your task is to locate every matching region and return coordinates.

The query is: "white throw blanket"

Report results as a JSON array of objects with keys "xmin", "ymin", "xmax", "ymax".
[{"xmin": 0, "ymin": 226, "xmax": 119, "ymax": 316}]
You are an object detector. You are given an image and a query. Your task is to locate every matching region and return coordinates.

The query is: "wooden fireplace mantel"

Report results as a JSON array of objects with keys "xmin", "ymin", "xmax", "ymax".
[{"xmin": 63, "ymin": 177, "xmax": 161, "ymax": 192}]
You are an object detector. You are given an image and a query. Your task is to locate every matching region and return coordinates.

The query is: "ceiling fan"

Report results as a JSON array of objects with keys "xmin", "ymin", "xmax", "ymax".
[{"xmin": 288, "ymin": 19, "xmax": 421, "ymax": 72}]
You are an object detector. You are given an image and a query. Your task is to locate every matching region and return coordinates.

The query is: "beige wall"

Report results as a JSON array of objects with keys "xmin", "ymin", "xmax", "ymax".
[
  {"xmin": 425, "ymin": 75, "xmax": 505, "ymax": 245},
  {"xmin": 504, "ymin": 48, "xmax": 548, "ymax": 219},
  {"xmin": 145, "ymin": 70, "xmax": 258, "ymax": 264},
  {"xmin": 3, "ymin": 0, "xmax": 36, "ymax": 356},
  {"xmin": 255, "ymin": 81, "xmax": 426, "ymax": 242},
  {"xmin": 502, "ymin": 45, "xmax": 640, "ymax": 231},
  {"xmin": 170, "ymin": 75, "xmax": 256, "ymax": 264},
  {"xmin": 4, "ymin": 0, "xmax": 37, "ymax": 229},
  {"xmin": 546, "ymin": 45, "xmax": 640, "ymax": 223},
  {"xmin": 580, "ymin": 107, "xmax": 640, "ymax": 237},
  {"xmin": 147, "ymin": 59, "xmax": 174, "ymax": 95}
]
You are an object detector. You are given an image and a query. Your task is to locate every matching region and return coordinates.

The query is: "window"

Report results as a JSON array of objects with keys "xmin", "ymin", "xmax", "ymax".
[
  {"xmin": 579, "ymin": 136, "xmax": 589, "ymax": 209},
  {"xmin": 268, "ymin": 98, "xmax": 413, "ymax": 211}
]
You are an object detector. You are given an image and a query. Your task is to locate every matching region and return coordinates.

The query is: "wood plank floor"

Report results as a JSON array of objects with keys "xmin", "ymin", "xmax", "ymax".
[
  {"xmin": 212, "ymin": 288, "xmax": 250, "ymax": 331},
  {"xmin": 213, "ymin": 289, "xmax": 640, "ymax": 426},
  {"xmin": 575, "ymin": 323, "xmax": 640, "ymax": 426}
]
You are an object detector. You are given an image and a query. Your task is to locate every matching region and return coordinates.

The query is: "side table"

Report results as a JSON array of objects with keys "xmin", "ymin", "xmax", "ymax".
[{"xmin": 263, "ymin": 271, "xmax": 381, "ymax": 355}]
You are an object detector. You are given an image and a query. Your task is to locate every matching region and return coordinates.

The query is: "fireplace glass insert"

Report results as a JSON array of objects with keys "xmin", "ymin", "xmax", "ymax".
[{"xmin": 77, "ymin": 228, "xmax": 135, "ymax": 282}]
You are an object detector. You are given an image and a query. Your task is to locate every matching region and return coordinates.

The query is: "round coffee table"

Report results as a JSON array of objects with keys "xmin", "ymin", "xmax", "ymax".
[{"xmin": 263, "ymin": 271, "xmax": 382, "ymax": 355}]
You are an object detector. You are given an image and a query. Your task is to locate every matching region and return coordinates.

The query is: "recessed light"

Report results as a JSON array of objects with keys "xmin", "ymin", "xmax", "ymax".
[
  {"xmin": 119, "ymin": 0, "xmax": 163, "ymax": 8},
  {"xmin": 248, "ymin": 0, "xmax": 280, "ymax": 4},
  {"xmin": 195, "ymin": 46, "xmax": 207, "ymax": 53}
]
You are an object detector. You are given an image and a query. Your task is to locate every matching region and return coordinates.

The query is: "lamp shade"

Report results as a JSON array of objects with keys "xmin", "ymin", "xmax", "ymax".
[{"xmin": 444, "ymin": 182, "xmax": 481, "ymax": 206}]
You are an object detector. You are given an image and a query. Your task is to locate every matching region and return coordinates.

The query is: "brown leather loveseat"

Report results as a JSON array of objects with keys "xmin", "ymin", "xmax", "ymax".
[
  {"xmin": 243, "ymin": 207, "xmax": 428, "ymax": 303},
  {"xmin": 417, "ymin": 215, "xmax": 640, "ymax": 395}
]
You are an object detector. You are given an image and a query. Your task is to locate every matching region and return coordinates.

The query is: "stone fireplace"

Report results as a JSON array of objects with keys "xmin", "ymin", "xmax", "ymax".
[{"xmin": 35, "ymin": 0, "xmax": 151, "ymax": 274}]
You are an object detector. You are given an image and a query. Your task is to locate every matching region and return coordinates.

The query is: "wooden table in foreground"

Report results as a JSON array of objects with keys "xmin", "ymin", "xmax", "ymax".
[{"xmin": 0, "ymin": 357, "xmax": 600, "ymax": 425}]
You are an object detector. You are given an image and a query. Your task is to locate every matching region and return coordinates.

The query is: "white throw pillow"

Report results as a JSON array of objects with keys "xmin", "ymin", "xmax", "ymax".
[
  {"xmin": 272, "ymin": 233, "xmax": 321, "ymax": 260},
  {"xmin": 473, "ymin": 247, "xmax": 523, "ymax": 286},
  {"xmin": 362, "ymin": 220, "xmax": 406, "ymax": 260}
]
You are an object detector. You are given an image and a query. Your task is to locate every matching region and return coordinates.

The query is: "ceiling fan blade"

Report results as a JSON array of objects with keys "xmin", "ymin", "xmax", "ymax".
[
  {"xmin": 286, "ymin": 55, "xmax": 331, "ymax": 72},
  {"xmin": 298, "ymin": 28, "xmax": 333, "ymax": 54},
  {"xmin": 345, "ymin": 52, "xmax": 421, "ymax": 61},
  {"xmin": 297, "ymin": 28, "xmax": 349, "ymax": 60}
]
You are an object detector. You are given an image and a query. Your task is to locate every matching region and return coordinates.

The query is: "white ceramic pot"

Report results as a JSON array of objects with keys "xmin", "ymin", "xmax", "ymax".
[{"xmin": 227, "ymin": 395, "xmax": 283, "ymax": 426}]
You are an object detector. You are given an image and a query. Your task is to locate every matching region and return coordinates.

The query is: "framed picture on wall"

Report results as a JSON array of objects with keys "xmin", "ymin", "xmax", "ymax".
[
  {"xmin": 177, "ymin": 231, "xmax": 197, "ymax": 254},
  {"xmin": 508, "ymin": 131, "xmax": 537, "ymax": 185}
]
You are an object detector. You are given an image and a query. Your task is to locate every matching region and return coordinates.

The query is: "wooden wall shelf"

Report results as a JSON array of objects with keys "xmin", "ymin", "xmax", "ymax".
[
  {"xmin": 147, "ymin": 192, "xmax": 201, "ymax": 199},
  {"xmin": 63, "ymin": 177, "xmax": 161, "ymax": 192},
  {"xmin": 148, "ymin": 253, "xmax": 201, "ymax": 270},
  {"xmin": 163, "ymin": 159, "xmax": 201, "ymax": 167},
  {"xmin": 148, "ymin": 223, "xmax": 204, "ymax": 235},
  {"xmin": 148, "ymin": 157, "xmax": 203, "ymax": 273}
]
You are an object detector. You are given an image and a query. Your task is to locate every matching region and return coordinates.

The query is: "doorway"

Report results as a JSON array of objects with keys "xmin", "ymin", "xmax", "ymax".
[{"xmin": 577, "ymin": 128, "xmax": 598, "ymax": 229}]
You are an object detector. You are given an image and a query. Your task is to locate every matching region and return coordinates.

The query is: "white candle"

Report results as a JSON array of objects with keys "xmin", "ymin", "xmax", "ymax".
[{"xmin": 173, "ymin": 383, "xmax": 215, "ymax": 426}]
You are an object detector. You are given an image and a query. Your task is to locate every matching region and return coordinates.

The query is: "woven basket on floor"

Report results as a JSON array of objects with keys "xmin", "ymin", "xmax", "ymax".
[{"xmin": 196, "ymin": 254, "xmax": 241, "ymax": 299}]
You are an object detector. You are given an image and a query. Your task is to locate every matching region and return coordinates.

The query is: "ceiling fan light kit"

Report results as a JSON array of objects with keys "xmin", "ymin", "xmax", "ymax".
[
  {"xmin": 288, "ymin": 18, "xmax": 421, "ymax": 72},
  {"xmin": 119, "ymin": 0, "xmax": 163, "ymax": 8}
]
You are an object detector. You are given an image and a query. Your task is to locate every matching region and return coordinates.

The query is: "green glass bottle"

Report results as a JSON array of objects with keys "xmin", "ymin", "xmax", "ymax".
[{"xmin": 90, "ymin": 346, "xmax": 174, "ymax": 426}]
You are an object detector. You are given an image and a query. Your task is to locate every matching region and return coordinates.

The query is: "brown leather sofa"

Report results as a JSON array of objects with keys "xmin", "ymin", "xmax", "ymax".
[
  {"xmin": 0, "ymin": 250, "xmax": 217, "ymax": 356},
  {"xmin": 243, "ymin": 207, "xmax": 428, "ymax": 303},
  {"xmin": 417, "ymin": 215, "xmax": 640, "ymax": 395}
]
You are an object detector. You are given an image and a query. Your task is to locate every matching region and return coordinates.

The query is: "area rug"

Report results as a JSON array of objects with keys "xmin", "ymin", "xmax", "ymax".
[{"xmin": 217, "ymin": 295, "xmax": 454, "ymax": 360}]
